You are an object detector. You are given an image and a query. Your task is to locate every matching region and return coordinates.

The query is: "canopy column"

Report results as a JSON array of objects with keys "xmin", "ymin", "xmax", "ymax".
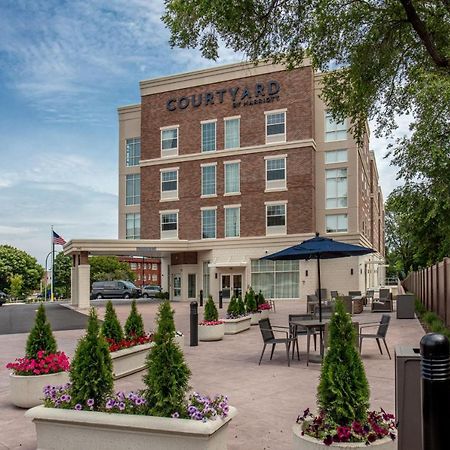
[{"xmin": 70, "ymin": 251, "xmax": 90, "ymax": 309}]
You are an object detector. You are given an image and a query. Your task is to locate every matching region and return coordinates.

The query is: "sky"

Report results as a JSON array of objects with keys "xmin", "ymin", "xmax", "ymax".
[{"xmin": 0, "ymin": 0, "xmax": 409, "ymax": 266}]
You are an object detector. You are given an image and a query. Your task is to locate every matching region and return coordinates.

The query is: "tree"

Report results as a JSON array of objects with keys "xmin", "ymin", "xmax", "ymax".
[
  {"xmin": 203, "ymin": 295, "xmax": 219, "ymax": 321},
  {"xmin": 244, "ymin": 287, "xmax": 257, "ymax": 313},
  {"xmin": 9, "ymin": 274, "xmax": 25, "ymax": 300},
  {"xmin": 89, "ymin": 256, "xmax": 135, "ymax": 283},
  {"xmin": 26, "ymin": 303, "xmax": 57, "ymax": 359},
  {"xmin": 53, "ymin": 252, "xmax": 71, "ymax": 298},
  {"xmin": 102, "ymin": 301, "xmax": 124, "ymax": 343},
  {"xmin": 0, "ymin": 245, "xmax": 44, "ymax": 295},
  {"xmin": 124, "ymin": 300, "xmax": 145, "ymax": 339}
]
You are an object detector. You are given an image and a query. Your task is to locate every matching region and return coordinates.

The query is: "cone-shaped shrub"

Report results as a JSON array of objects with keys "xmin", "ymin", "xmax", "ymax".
[
  {"xmin": 227, "ymin": 295, "xmax": 237, "ymax": 317},
  {"xmin": 26, "ymin": 303, "xmax": 57, "ymax": 359},
  {"xmin": 70, "ymin": 308, "xmax": 113, "ymax": 409},
  {"xmin": 257, "ymin": 290, "xmax": 266, "ymax": 306},
  {"xmin": 204, "ymin": 295, "xmax": 218, "ymax": 322},
  {"xmin": 245, "ymin": 287, "xmax": 257, "ymax": 313},
  {"xmin": 317, "ymin": 299, "xmax": 370, "ymax": 425},
  {"xmin": 236, "ymin": 295, "xmax": 246, "ymax": 316},
  {"xmin": 124, "ymin": 300, "xmax": 145, "ymax": 339},
  {"xmin": 143, "ymin": 301, "xmax": 190, "ymax": 417},
  {"xmin": 102, "ymin": 301, "xmax": 124, "ymax": 343}
]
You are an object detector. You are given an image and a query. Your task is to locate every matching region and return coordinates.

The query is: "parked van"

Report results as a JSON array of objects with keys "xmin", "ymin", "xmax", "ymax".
[{"xmin": 91, "ymin": 280, "xmax": 139, "ymax": 299}]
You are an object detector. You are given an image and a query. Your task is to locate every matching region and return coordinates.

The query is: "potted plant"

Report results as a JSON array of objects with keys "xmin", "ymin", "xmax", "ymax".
[
  {"xmin": 198, "ymin": 295, "xmax": 225, "ymax": 341},
  {"xmin": 256, "ymin": 290, "xmax": 272, "ymax": 316},
  {"xmin": 293, "ymin": 300, "xmax": 396, "ymax": 449},
  {"xmin": 6, "ymin": 303, "xmax": 70, "ymax": 408},
  {"xmin": 26, "ymin": 302, "xmax": 237, "ymax": 450},
  {"xmin": 222, "ymin": 294, "xmax": 251, "ymax": 335},
  {"xmin": 245, "ymin": 287, "xmax": 270, "ymax": 324}
]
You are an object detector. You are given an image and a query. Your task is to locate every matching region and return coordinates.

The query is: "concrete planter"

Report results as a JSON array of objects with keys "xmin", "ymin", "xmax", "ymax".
[
  {"xmin": 198, "ymin": 323, "xmax": 225, "ymax": 341},
  {"xmin": 249, "ymin": 309, "xmax": 270, "ymax": 325},
  {"xmin": 174, "ymin": 333, "xmax": 184, "ymax": 349},
  {"xmin": 293, "ymin": 425, "xmax": 396, "ymax": 450},
  {"xmin": 9, "ymin": 371, "xmax": 70, "ymax": 408},
  {"xmin": 110, "ymin": 343, "xmax": 154, "ymax": 379},
  {"xmin": 222, "ymin": 316, "xmax": 251, "ymax": 335},
  {"xmin": 26, "ymin": 405, "xmax": 237, "ymax": 450}
]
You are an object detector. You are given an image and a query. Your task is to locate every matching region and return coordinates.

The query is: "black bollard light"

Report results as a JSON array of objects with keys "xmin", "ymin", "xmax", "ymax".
[
  {"xmin": 199, "ymin": 289, "xmax": 203, "ymax": 307},
  {"xmin": 219, "ymin": 290, "xmax": 223, "ymax": 309},
  {"xmin": 190, "ymin": 301, "xmax": 198, "ymax": 347},
  {"xmin": 420, "ymin": 333, "xmax": 450, "ymax": 450}
]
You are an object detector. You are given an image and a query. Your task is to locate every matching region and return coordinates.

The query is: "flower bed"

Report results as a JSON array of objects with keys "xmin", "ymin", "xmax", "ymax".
[
  {"xmin": 106, "ymin": 334, "xmax": 153, "ymax": 353},
  {"xmin": 7, "ymin": 350, "xmax": 70, "ymax": 376},
  {"xmin": 258, "ymin": 303, "xmax": 272, "ymax": 311},
  {"xmin": 198, "ymin": 321, "xmax": 225, "ymax": 341}
]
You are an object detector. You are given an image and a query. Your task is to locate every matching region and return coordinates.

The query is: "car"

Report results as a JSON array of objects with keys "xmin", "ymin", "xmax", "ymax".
[
  {"xmin": 91, "ymin": 280, "xmax": 140, "ymax": 299},
  {"xmin": 141, "ymin": 285, "xmax": 162, "ymax": 299}
]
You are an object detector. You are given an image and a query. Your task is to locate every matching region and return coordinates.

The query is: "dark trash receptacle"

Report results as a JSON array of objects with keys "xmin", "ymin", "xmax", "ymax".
[{"xmin": 397, "ymin": 294, "xmax": 415, "ymax": 319}]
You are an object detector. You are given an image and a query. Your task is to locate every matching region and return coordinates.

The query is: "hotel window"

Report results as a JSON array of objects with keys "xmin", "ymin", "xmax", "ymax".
[
  {"xmin": 201, "ymin": 164, "xmax": 216, "ymax": 196},
  {"xmin": 265, "ymin": 110, "xmax": 286, "ymax": 143},
  {"xmin": 266, "ymin": 202, "xmax": 287, "ymax": 235},
  {"xmin": 201, "ymin": 208, "xmax": 217, "ymax": 239},
  {"xmin": 160, "ymin": 168, "xmax": 178, "ymax": 200},
  {"xmin": 130, "ymin": 263, "xmax": 137, "ymax": 270},
  {"xmin": 173, "ymin": 274, "xmax": 181, "ymax": 297},
  {"xmin": 152, "ymin": 263, "xmax": 157, "ymax": 270},
  {"xmin": 265, "ymin": 156, "xmax": 286, "ymax": 191},
  {"xmin": 125, "ymin": 174, "xmax": 140, "ymax": 205},
  {"xmin": 325, "ymin": 112, "xmax": 347, "ymax": 142},
  {"xmin": 326, "ymin": 214, "xmax": 348, "ymax": 233},
  {"xmin": 225, "ymin": 206, "xmax": 240, "ymax": 238},
  {"xmin": 224, "ymin": 162, "xmax": 240, "ymax": 195},
  {"xmin": 325, "ymin": 149, "xmax": 347, "ymax": 164},
  {"xmin": 161, "ymin": 126, "xmax": 179, "ymax": 157},
  {"xmin": 201, "ymin": 121, "xmax": 216, "ymax": 152},
  {"xmin": 152, "ymin": 274, "xmax": 157, "ymax": 281},
  {"xmin": 188, "ymin": 274, "xmax": 196, "ymax": 298},
  {"xmin": 224, "ymin": 117, "xmax": 240, "ymax": 149},
  {"xmin": 125, "ymin": 138, "xmax": 140, "ymax": 167},
  {"xmin": 160, "ymin": 211, "xmax": 178, "ymax": 239},
  {"xmin": 326, "ymin": 168, "xmax": 347, "ymax": 208},
  {"xmin": 125, "ymin": 213, "xmax": 140, "ymax": 239}
]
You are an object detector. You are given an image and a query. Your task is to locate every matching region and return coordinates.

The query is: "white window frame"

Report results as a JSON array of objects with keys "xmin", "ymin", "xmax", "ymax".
[
  {"xmin": 265, "ymin": 200, "xmax": 287, "ymax": 236},
  {"xmin": 201, "ymin": 162, "xmax": 217, "ymax": 198},
  {"xmin": 125, "ymin": 137, "xmax": 141, "ymax": 167},
  {"xmin": 160, "ymin": 167, "xmax": 179, "ymax": 201},
  {"xmin": 224, "ymin": 116, "xmax": 240, "ymax": 150},
  {"xmin": 125, "ymin": 213, "xmax": 140, "ymax": 240},
  {"xmin": 160, "ymin": 125, "xmax": 179, "ymax": 157},
  {"xmin": 326, "ymin": 214, "xmax": 348, "ymax": 233},
  {"xmin": 326, "ymin": 168, "xmax": 348, "ymax": 209},
  {"xmin": 224, "ymin": 204, "xmax": 241, "ymax": 238},
  {"xmin": 325, "ymin": 149, "xmax": 348, "ymax": 164},
  {"xmin": 201, "ymin": 206, "xmax": 217, "ymax": 240},
  {"xmin": 265, "ymin": 109, "xmax": 287, "ymax": 144},
  {"xmin": 224, "ymin": 160, "xmax": 241, "ymax": 196},
  {"xmin": 125, "ymin": 174, "xmax": 140, "ymax": 206},
  {"xmin": 201, "ymin": 119, "xmax": 217, "ymax": 152},
  {"xmin": 265, "ymin": 154, "xmax": 287, "ymax": 191},
  {"xmin": 325, "ymin": 112, "xmax": 347, "ymax": 142},
  {"xmin": 160, "ymin": 209, "xmax": 179, "ymax": 240}
]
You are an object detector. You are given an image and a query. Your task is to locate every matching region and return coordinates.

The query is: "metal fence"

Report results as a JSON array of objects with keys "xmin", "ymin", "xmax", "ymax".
[{"xmin": 403, "ymin": 257, "xmax": 450, "ymax": 327}]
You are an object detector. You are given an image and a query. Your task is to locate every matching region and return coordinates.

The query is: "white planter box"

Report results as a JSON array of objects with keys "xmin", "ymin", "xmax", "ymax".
[
  {"xmin": 222, "ymin": 316, "xmax": 251, "ymax": 335},
  {"xmin": 174, "ymin": 333, "xmax": 184, "ymax": 349},
  {"xmin": 9, "ymin": 371, "xmax": 70, "ymax": 409},
  {"xmin": 249, "ymin": 309, "xmax": 270, "ymax": 325},
  {"xmin": 111, "ymin": 343, "xmax": 154, "ymax": 379},
  {"xmin": 198, "ymin": 323, "xmax": 225, "ymax": 341},
  {"xmin": 293, "ymin": 425, "xmax": 396, "ymax": 449},
  {"xmin": 26, "ymin": 404, "xmax": 237, "ymax": 450}
]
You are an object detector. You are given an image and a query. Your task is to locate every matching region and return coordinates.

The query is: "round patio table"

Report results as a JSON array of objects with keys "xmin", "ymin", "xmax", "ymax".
[{"xmin": 290, "ymin": 319, "xmax": 329, "ymax": 366}]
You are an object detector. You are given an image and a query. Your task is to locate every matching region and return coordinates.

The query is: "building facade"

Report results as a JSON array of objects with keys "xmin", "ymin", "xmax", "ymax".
[
  {"xmin": 117, "ymin": 61, "xmax": 385, "ymax": 302},
  {"xmin": 118, "ymin": 256, "xmax": 161, "ymax": 288}
]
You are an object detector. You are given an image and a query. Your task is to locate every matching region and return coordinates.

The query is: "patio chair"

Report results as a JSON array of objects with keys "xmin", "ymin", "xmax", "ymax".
[
  {"xmin": 372, "ymin": 292, "xmax": 393, "ymax": 312},
  {"xmin": 315, "ymin": 288, "xmax": 327, "ymax": 300},
  {"xmin": 359, "ymin": 314, "xmax": 391, "ymax": 359},
  {"xmin": 330, "ymin": 290, "xmax": 339, "ymax": 299},
  {"xmin": 288, "ymin": 313, "xmax": 317, "ymax": 358},
  {"xmin": 379, "ymin": 289, "xmax": 390, "ymax": 300},
  {"xmin": 258, "ymin": 318, "xmax": 298, "ymax": 367},
  {"xmin": 341, "ymin": 296, "xmax": 353, "ymax": 315},
  {"xmin": 307, "ymin": 294, "xmax": 319, "ymax": 314},
  {"xmin": 313, "ymin": 304, "xmax": 334, "ymax": 319}
]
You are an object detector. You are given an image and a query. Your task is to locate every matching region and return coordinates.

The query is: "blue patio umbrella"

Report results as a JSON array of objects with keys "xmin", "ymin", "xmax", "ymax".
[{"xmin": 262, "ymin": 233, "xmax": 375, "ymax": 321}]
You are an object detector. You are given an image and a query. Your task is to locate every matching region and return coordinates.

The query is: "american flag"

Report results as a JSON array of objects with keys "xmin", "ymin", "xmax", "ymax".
[{"xmin": 53, "ymin": 231, "xmax": 66, "ymax": 246}]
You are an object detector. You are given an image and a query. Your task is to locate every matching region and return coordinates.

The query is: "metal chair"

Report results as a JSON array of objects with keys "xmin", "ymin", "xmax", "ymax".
[
  {"xmin": 359, "ymin": 314, "xmax": 392, "ymax": 359},
  {"xmin": 258, "ymin": 318, "xmax": 298, "ymax": 367},
  {"xmin": 307, "ymin": 294, "xmax": 319, "ymax": 314},
  {"xmin": 288, "ymin": 313, "xmax": 317, "ymax": 358},
  {"xmin": 330, "ymin": 290, "xmax": 339, "ymax": 299}
]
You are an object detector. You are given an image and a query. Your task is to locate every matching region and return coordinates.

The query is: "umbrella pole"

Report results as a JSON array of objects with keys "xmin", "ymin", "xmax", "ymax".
[{"xmin": 317, "ymin": 255, "xmax": 322, "ymax": 323}]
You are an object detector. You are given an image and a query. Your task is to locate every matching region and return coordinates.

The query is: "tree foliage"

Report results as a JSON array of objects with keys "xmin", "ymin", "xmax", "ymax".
[
  {"xmin": 89, "ymin": 256, "xmax": 135, "ymax": 283},
  {"xmin": 26, "ymin": 303, "xmax": 57, "ymax": 359},
  {"xmin": 203, "ymin": 295, "xmax": 219, "ymax": 321},
  {"xmin": 9, "ymin": 274, "xmax": 25, "ymax": 300},
  {"xmin": 244, "ymin": 287, "xmax": 257, "ymax": 313},
  {"xmin": 53, "ymin": 252, "xmax": 71, "ymax": 298},
  {"xmin": 124, "ymin": 300, "xmax": 145, "ymax": 339},
  {"xmin": 102, "ymin": 301, "xmax": 124, "ymax": 343}
]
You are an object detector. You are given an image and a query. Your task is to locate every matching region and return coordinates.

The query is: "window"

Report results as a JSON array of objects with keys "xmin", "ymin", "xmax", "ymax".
[
  {"xmin": 251, "ymin": 260, "xmax": 299, "ymax": 299},
  {"xmin": 326, "ymin": 214, "xmax": 348, "ymax": 232},
  {"xmin": 325, "ymin": 149, "xmax": 347, "ymax": 164},
  {"xmin": 266, "ymin": 202, "xmax": 287, "ymax": 235},
  {"xmin": 201, "ymin": 164, "xmax": 216, "ymax": 196},
  {"xmin": 160, "ymin": 211, "xmax": 178, "ymax": 239},
  {"xmin": 266, "ymin": 156, "xmax": 286, "ymax": 190},
  {"xmin": 152, "ymin": 263, "xmax": 157, "ymax": 270},
  {"xmin": 202, "ymin": 261, "xmax": 210, "ymax": 298},
  {"xmin": 224, "ymin": 117, "xmax": 240, "ymax": 149},
  {"xmin": 201, "ymin": 121, "xmax": 216, "ymax": 152},
  {"xmin": 201, "ymin": 208, "xmax": 216, "ymax": 239},
  {"xmin": 188, "ymin": 274, "xmax": 196, "ymax": 298},
  {"xmin": 125, "ymin": 174, "xmax": 140, "ymax": 205},
  {"xmin": 161, "ymin": 127, "xmax": 179, "ymax": 156},
  {"xmin": 326, "ymin": 168, "xmax": 347, "ymax": 208},
  {"xmin": 126, "ymin": 213, "xmax": 140, "ymax": 239},
  {"xmin": 325, "ymin": 112, "xmax": 347, "ymax": 141},
  {"xmin": 152, "ymin": 274, "xmax": 157, "ymax": 281},
  {"xmin": 161, "ymin": 169, "xmax": 178, "ymax": 200},
  {"xmin": 130, "ymin": 263, "xmax": 137, "ymax": 270},
  {"xmin": 224, "ymin": 162, "xmax": 240, "ymax": 195},
  {"xmin": 265, "ymin": 110, "xmax": 286, "ymax": 143},
  {"xmin": 173, "ymin": 274, "xmax": 181, "ymax": 297},
  {"xmin": 225, "ymin": 206, "xmax": 240, "ymax": 238},
  {"xmin": 125, "ymin": 138, "xmax": 140, "ymax": 167}
]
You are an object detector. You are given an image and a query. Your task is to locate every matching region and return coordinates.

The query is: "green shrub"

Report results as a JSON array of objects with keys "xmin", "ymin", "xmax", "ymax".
[
  {"xmin": 423, "ymin": 311, "xmax": 439, "ymax": 325},
  {"xmin": 227, "ymin": 295, "xmax": 237, "ymax": 317},
  {"xmin": 70, "ymin": 308, "xmax": 113, "ymax": 409},
  {"xmin": 236, "ymin": 295, "xmax": 246, "ymax": 316},
  {"xmin": 156, "ymin": 291, "xmax": 170, "ymax": 300},
  {"xmin": 102, "ymin": 301, "xmax": 124, "ymax": 343},
  {"xmin": 430, "ymin": 318, "xmax": 445, "ymax": 333},
  {"xmin": 415, "ymin": 298, "xmax": 426, "ymax": 317},
  {"xmin": 317, "ymin": 299, "xmax": 370, "ymax": 425},
  {"xmin": 143, "ymin": 301, "xmax": 190, "ymax": 417},
  {"xmin": 124, "ymin": 300, "xmax": 145, "ymax": 339},
  {"xmin": 204, "ymin": 295, "xmax": 218, "ymax": 321},
  {"xmin": 257, "ymin": 290, "xmax": 266, "ymax": 306},
  {"xmin": 244, "ymin": 287, "xmax": 257, "ymax": 313},
  {"xmin": 26, "ymin": 303, "xmax": 57, "ymax": 359}
]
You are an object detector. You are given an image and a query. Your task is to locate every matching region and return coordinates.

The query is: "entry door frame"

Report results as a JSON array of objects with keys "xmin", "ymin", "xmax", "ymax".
[{"xmin": 220, "ymin": 273, "xmax": 243, "ymax": 299}]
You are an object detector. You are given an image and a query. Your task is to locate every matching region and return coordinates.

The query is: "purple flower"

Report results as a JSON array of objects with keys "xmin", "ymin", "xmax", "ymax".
[
  {"xmin": 75, "ymin": 404, "xmax": 82, "ymax": 411},
  {"xmin": 87, "ymin": 399, "xmax": 94, "ymax": 407},
  {"xmin": 119, "ymin": 402, "xmax": 125, "ymax": 411},
  {"xmin": 105, "ymin": 399, "xmax": 114, "ymax": 409},
  {"xmin": 171, "ymin": 412, "xmax": 180, "ymax": 418}
]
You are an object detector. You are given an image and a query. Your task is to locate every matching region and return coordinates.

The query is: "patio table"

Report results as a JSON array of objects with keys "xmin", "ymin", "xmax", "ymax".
[{"xmin": 290, "ymin": 319, "xmax": 329, "ymax": 366}]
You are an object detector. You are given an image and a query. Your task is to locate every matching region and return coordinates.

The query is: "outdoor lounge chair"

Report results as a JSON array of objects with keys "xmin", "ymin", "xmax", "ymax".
[
  {"xmin": 258, "ymin": 318, "xmax": 298, "ymax": 367},
  {"xmin": 359, "ymin": 314, "xmax": 391, "ymax": 359},
  {"xmin": 372, "ymin": 291, "xmax": 393, "ymax": 312}
]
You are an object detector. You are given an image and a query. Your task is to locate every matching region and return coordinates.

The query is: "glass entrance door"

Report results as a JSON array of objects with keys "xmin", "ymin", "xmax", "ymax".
[
  {"xmin": 221, "ymin": 274, "xmax": 243, "ymax": 299},
  {"xmin": 232, "ymin": 274, "xmax": 242, "ymax": 297},
  {"xmin": 221, "ymin": 275, "xmax": 231, "ymax": 299}
]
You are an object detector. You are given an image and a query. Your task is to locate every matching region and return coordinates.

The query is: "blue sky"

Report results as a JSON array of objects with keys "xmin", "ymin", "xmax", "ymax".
[{"xmin": 0, "ymin": 0, "xmax": 407, "ymax": 265}]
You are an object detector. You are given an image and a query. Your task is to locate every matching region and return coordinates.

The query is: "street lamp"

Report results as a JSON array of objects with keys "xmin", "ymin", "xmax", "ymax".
[{"xmin": 44, "ymin": 251, "xmax": 52, "ymax": 301}]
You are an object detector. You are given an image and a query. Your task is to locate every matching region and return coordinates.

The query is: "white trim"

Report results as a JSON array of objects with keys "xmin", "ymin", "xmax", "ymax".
[
  {"xmin": 159, "ymin": 209, "xmax": 180, "ymax": 214},
  {"xmin": 265, "ymin": 156, "xmax": 287, "ymax": 191},
  {"xmin": 265, "ymin": 110, "xmax": 286, "ymax": 144},
  {"xmin": 223, "ymin": 115, "xmax": 241, "ymax": 120},
  {"xmin": 264, "ymin": 200, "xmax": 288, "ymax": 206},
  {"xmin": 223, "ymin": 159, "xmax": 241, "ymax": 165},
  {"xmin": 200, "ymin": 194, "xmax": 218, "ymax": 199},
  {"xmin": 223, "ymin": 192, "xmax": 241, "ymax": 196},
  {"xmin": 200, "ymin": 118, "xmax": 218, "ymax": 124},
  {"xmin": 159, "ymin": 166, "xmax": 180, "ymax": 172},
  {"xmin": 160, "ymin": 168, "xmax": 179, "ymax": 202},
  {"xmin": 160, "ymin": 210, "xmax": 179, "ymax": 240},
  {"xmin": 264, "ymin": 108, "xmax": 287, "ymax": 115},
  {"xmin": 224, "ymin": 204, "xmax": 241, "ymax": 208},
  {"xmin": 265, "ymin": 202, "xmax": 287, "ymax": 236},
  {"xmin": 200, "ymin": 206, "xmax": 218, "ymax": 211},
  {"xmin": 200, "ymin": 162, "xmax": 217, "ymax": 167},
  {"xmin": 264, "ymin": 154, "xmax": 287, "ymax": 160},
  {"xmin": 160, "ymin": 124, "xmax": 180, "ymax": 130},
  {"xmin": 264, "ymin": 188, "xmax": 288, "ymax": 193},
  {"xmin": 160, "ymin": 127, "xmax": 179, "ymax": 157}
]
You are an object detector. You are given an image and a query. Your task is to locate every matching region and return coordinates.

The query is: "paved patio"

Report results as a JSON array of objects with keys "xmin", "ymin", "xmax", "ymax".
[{"xmin": 0, "ymin": 300, "xmax": 424, "ymax": 449}]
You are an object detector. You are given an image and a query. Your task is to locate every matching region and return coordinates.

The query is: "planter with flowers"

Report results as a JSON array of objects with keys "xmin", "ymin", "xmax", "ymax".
[
  {"xmin": 26, "ymin": 301, "xmax": 236, "ymax": 450},
  {"xmin": 292, "ymin": 299, "xmax": 396, "ymax": 449},
  {"xmin": 6, "ymin": 303, "xmax": 70, "ymax": 408},
  {"xmin": 222, "ymin": 295, "xmax": 251, "ymax": 334},
  {"xmin": 245, "ymin": 288, "xmax": 271, "ymax": 325},
  {"xmin": 198, "ymin": 296, "xmax": 224, "ymax": 341}
]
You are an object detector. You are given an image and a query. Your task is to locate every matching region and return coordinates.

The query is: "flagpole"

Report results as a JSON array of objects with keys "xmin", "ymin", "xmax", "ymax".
[{"xmin": 51, "ymin": 225, "xmax": 55, "ymax": 302}]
